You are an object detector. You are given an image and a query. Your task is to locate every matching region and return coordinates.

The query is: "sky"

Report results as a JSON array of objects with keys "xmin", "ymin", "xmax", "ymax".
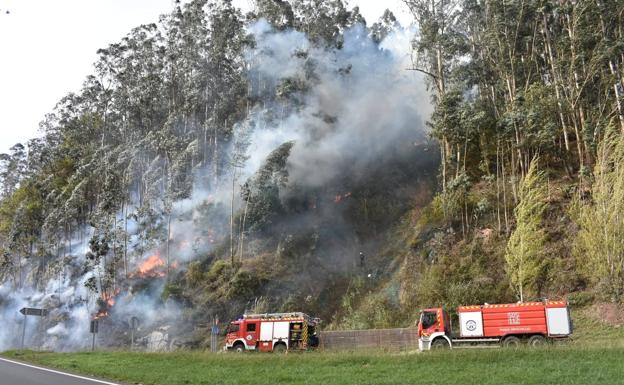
[{"xmin": 0, "ymin": 0, "xmax": 412, "ymax": 154}]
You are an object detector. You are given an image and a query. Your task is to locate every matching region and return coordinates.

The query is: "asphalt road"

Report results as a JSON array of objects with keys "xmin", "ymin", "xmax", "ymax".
[{"xmin": 0, "ymin": 357, "xmax": 124, "ymax": 385}]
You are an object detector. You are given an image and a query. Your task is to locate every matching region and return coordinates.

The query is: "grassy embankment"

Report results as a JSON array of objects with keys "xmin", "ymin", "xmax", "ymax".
[{"xmin": 3, "ymin": 345, "xmax": 624, "ymax": 385}]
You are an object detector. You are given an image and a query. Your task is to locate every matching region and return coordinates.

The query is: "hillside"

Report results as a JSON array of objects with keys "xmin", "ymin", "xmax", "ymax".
[{"xmin": 1, "ymin": 0, "xmax": 624, "ymax": 352}]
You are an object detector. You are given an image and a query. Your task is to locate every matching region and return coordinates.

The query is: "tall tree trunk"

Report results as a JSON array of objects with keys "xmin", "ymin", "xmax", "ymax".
[
  {"xmin": 230, "ymin": 170, "xmax": 236, "ymax": 266},
  {"xmin": 239, "ymin": 196, "xmax": 250, "ymax": 262},
  {"xmin": 166, "ymin": 211, "xmax": 172, "ymax": 279},
  {"xmin": 608, "ymin": 60, "xmax": 624, "ymax": 133},
  {"xmin": 542, "ymin": 13, "xmax": 571, "ymax": 152},
  {"xmin": 496, "ymin": 140, "xmax": 502, "ymax": 233},
  {"xmin": 502, "ymin": 151, "xmax": 510, "ymax": 235},
  {"xmin": 440, "ymin": 140, "xmax": 447, "ymax": 192},
  {"xmin": 124, "ymin": 200, "xmax": 128, "ymax": 279}
]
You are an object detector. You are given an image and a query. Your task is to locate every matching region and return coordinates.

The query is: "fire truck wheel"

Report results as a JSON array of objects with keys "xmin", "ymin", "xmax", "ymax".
[
  {"xmin": 528, "ymin": 335, "xmax": 547, "ymax": 347},
  {"xmin": 273, "ymin": 343, "xmax": 287, "ymax": 353},
  {"xmin": 233, "ymin": 342, "xmax": 246, "ymax": 353},
  {"xmin": 501, "ymin": 336, "xmax": 521, "ymax": 348},
  {"xmin": 430, "ymin": 338, "xmax": 449, "ymax": 349}
]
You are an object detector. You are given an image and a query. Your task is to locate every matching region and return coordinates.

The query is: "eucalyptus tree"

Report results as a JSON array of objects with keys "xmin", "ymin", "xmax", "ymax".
[
  {"xmin": 0, "ymin": 143, "xmax": 27, "ymax": 198},
  {"xmin": 505, "ymin": 158, "xmax": 547, "ymax": 302},
  {"xmin": 370, "ymin": 9, "xmax": 400, "ymax": 44},
  {"xmin": 575, "ymin": 131, "xmax": 624, "ymax": 301},
  {"xmin": 203, "ymin": 0, "xmax": 250, "ymax": 185},
  {"xmin": 404, "ymin": 0, "xmax": 468, "ymax": 192},
  {"xmin": 253, "ymin": 0, "xmax": 296, "ymax": 30},
  {"xmin": 291, "ymin": 0, "xmax": 363, "ymax": 47}
]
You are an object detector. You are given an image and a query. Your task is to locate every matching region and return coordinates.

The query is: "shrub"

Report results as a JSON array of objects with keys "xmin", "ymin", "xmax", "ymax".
[
  {"xmin": 567, "ymin": 291, "xmax": 595, "ymax": 308},
  {"xmin": 186, "ymin": 261, "xmax": 205, "ymax": 287}
]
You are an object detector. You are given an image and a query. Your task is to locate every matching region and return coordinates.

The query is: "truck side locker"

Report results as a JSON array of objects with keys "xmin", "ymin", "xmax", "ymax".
[
  {"xmin": 545, "ymin": 307, "xmax": 572, "ymax": 336},
  {"xmin": 443, "ymin": 310, "xmax": 451, "ymax": 336}
]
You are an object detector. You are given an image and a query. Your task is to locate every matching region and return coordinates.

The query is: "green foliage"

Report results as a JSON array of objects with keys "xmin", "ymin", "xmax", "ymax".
[
  {"xmin": 290, "ymin": 0, "xmax": 361, "ymax": 48},
  {"xmin": 206, "ymin": 260, "xmax": 233, "ymax": 283},
  {"xmin": 335, "ymin": 277, "xmax": 402, "ymax": 330},
  {"xmin": 226, "ymin": 270, "xmax": 263, "ymax": 300},
  {"xmin": 421, "ymin": 195, "xmax": 447, "ymax": 227},
  {"xmin": 162, "ymin": 284, "xmax": 184, "ymax": 302},
  {"xmin": 574, "ymin": 132, "xmax": 624, "ymax": 301},
  {"xmin": 340, "ymin": 292, "xmax": 400, "ymax": 330},
  {"xmin": 185, "ymin": 261, "xmax": 205, "ymax": 287},
  {"xmin": 567, "ymin": 291, "xmax": 595, "ymax": 308},
  {"xmin": 370, "ymin": 10, "xmax": 399, "ymax": 44},
  {"xmin": 242, "ymin": 142, "xmax": 293, "ymax": 233},
  {"xmin": 505, "ymin": 158, "xmax": 548, "ymax": 301},
  {"xmin": 412, "ymin": 247, "xmax": 511, "ymax": 312},
  {"xmin": 253, "ymin": 0, "xmax": 295, "ymax": 30}
]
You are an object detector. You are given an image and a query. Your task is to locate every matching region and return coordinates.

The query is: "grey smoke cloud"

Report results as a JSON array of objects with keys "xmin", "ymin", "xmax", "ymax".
[
  {"xmin": 0, "ymin": 18, "xmax": 432, "ymax": 352},
  {"xmin": 244, "ymin": 19, "xmax": 430, "ymax": 189}
]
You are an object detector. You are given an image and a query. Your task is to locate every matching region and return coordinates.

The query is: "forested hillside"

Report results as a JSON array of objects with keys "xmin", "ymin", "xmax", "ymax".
[{"xmin": 0, "ymin": 0, "xmax": 623, "ymax": 351}]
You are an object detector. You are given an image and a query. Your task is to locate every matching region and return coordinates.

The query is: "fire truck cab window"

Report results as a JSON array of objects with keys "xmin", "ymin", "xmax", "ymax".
[
  {"xmin": 422, "ymin": 312, "xmax": 437, "ymax": 329},
  {"xmin": 228, "ymin": 324, "xmax": 240, "ymax": 333},
  {"xmin": 246, "ymin": 323, "xmax": 256, "ymax": 332}
]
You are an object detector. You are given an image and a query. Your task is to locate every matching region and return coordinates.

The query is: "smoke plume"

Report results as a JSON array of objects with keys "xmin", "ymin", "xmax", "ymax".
[{"xmin": 0, "ymin": 18, "xmax": 433, "ymax": 352}]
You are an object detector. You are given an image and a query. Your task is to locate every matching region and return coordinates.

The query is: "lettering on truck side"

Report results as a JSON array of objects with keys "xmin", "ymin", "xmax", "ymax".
[{"xmin": 499, "ymin": 327, "xmax": 531, "ymax": 333}]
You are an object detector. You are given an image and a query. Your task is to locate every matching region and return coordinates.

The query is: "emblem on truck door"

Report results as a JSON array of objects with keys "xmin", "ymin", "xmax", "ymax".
[
  {"xmin": 508, "ymin": 312, "xmax": 520, "ymax": 325},
  {"xmin": 466, "ymin": 320, "xmax": 477, "ymax": 331}
]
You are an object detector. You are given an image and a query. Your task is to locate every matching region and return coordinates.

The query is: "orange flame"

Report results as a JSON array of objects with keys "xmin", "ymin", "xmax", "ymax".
[
  {"xmin": 93, "ymin": 288, "xmax": 120, "ymax": 320},
  {"xmin": 138, "ymin": 255, "xmax": 165, "ymax": 274},
  {"xmin": 334, "ymin": 192, "xmax": 352, "ymax": 203},
  {"xmin": 93, "ymin": 311, "xmax": 108, "ymax": 320},
  {"xmin": 129, "ymin": 254, "xmax": 172, "ymax": 279}
]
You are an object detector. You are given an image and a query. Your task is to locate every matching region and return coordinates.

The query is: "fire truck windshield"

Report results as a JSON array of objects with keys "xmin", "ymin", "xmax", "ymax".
[
  {"xmin": 421, "ymin": 311, "xmax": 437, "ymax": 329},
  {"xmin": 227, "ymin": 324, "xmax": 240, "ymax": 333}
]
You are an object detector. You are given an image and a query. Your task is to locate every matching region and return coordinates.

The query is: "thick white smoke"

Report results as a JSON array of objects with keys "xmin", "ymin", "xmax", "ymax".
[
  {"xmin": 243, "ymin": 19, "xmax": 430, "ymax": 189},
  {"xmin": 0, "ymin": 18, "xmax": 431, "ymax": 352}
]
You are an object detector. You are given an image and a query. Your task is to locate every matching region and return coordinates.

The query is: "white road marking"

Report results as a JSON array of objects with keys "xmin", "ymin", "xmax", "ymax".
[{"xmin": 0, "ymin": 356, "xmax": 123, "ymax": 385}]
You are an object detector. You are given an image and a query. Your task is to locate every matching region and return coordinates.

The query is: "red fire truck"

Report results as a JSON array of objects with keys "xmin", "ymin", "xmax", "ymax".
[
  {"xmin": 418, "ymin": 300, "xmax": 572, "ymax": 350},
  {"xmin": 224, "ymin": 312, "xmax": 321, "ymax": 352}
]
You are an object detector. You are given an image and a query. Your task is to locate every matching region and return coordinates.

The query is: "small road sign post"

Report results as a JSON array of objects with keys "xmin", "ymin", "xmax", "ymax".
[
  {"xmin": 90, "ymin": 320, "xmax": 99, "ymax": 351},
  {"xmin": 19, "ymin": 308, "xmax": 48, "ymax": 349},
  {"xmin": 210, "ymin": 316, "xmax": 220, "ymax": 353},
  {"xmin": 21, "ymin": 313, "xmax": 26, "ymax": 349},
  {"xmin": 130, "ymin": 316, "xmax": 139, "ymax": 350}
]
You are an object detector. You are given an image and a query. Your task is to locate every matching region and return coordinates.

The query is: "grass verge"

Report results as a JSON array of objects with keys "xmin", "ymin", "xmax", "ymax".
[{"xmin": 3, "ymin": 346, "xmax": 624, "ymax": 385}]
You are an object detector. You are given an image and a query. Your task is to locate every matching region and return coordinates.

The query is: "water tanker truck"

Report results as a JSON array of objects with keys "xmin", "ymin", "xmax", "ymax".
[
  {"xmin": 418, "ymin": 300, "xmax": 572, "ymax": 350},
  {"xmin": 224, "ymin": 312, "xmax": 320, "ymax": 352}
]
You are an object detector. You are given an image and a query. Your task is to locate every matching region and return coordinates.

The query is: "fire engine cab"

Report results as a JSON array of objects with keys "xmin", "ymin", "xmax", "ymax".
[
  {"xmin": 224, "ymin": 312, "xmax": 320, "ymax": 352},
  {"xmin": 418, "ymin": 301, "xmax": 572, "ymax": 350}
]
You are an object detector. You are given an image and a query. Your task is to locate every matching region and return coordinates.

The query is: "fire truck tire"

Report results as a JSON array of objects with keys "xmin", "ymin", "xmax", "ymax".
[
  {"xmin": 233, "ymin": 342, "xmax": 246, "ymax": 352},
  {"xmin": 273, "ymin": 342, "xmax": 287, "ymax": 353},
  {"xmin": 430, "ymin": 338, "xmax": 450, "ymax": 349},
  {"xmin": 528, "ymin": 335, "xmax": 547, "ymax": 347},
  {"xmin": 501, "ymin": 336, "xmax": 521, "ymax": 348}
]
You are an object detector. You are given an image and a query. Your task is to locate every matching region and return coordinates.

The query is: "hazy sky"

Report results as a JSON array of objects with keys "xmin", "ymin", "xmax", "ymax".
[{"xmin": 0, "ymin": 0, "xmax": 412, "ymax": 154}]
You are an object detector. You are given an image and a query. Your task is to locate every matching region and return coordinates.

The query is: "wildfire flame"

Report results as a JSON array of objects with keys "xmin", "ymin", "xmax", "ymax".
[
  {"xmin": 129, "ymin": 254, "xmax": 173, "ymax": 279},
  {"xmin": 334, "ymin": 192, "xmax": 352, "ymax": 203},
  {"xmin": 138, "ymin": 255, "xmax": 165, "ymax": 275},
  {"xmin": 93, "ymin": 288, "xmax": 120, "ymax": 320}
]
